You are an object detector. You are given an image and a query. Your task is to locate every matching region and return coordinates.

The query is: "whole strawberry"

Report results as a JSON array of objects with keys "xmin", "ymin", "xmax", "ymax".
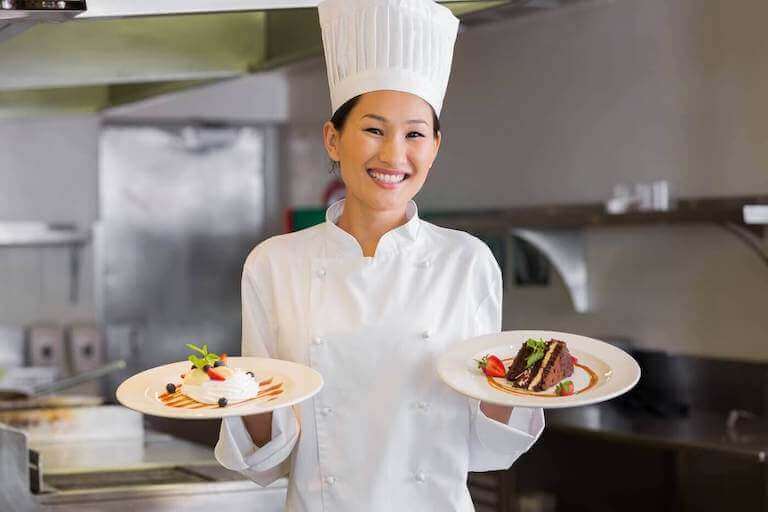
[
  {"xmin": 476, "ymin": 354, "xmax": 506, "ymax": 378},
  {"xmin": 555, "ymin": 380, "xmax": 575, "ymax": 396}
]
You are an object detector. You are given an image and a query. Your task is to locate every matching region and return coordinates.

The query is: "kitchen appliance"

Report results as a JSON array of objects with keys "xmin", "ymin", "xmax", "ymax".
[
  {"xmin": 97, "ymin": 123, "xmax": 269, "ymax": 387},
  {"xmin": 27, "ymin": 325, "xmax": 66, "ymax": 374},
  {"xmin": 0, "ymin": 408, "xmax": 287, "ymax": 511},
  {"xmin": 66, "ymin": 324, "xmax": 105, "ymax": 395}
]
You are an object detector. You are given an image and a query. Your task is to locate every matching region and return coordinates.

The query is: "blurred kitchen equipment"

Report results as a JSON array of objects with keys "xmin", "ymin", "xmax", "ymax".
[
  {"xmin": 27, "ymin": 325, "xmax": 66, "ymax": 373},
  {"xmin": 743, "ymin": 205, "xmax": 768, "ymax": 224},
  {"xmin": 0, "ymin": 324, "xmax": 25, "ymax": 367},
  {"xmin": 0, "ymin": 418, "xmax": 288, "ymax": 512},
  {"xmin": 0, "ymin": 359, "xmax": 126, "ymax": 401},
  {"xmin": 98, "ymin": 123, "xmax": 268, "ymax": 381},
  {"xmin": 66, "ymin": 324, "xmax": 105, "ymax": 395},
  {"xmin": 605, "ymin": 180, "xmax": 672, "ymax": 214},
  {"xmin": 518, "ymin": 492, "xmax": 557, "ymax": 512}
]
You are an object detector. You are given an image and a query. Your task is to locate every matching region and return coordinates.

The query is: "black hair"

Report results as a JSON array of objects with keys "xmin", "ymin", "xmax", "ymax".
[{"xmin": 330, "ymin": 94, "xmax": 441, "ymax": 138}]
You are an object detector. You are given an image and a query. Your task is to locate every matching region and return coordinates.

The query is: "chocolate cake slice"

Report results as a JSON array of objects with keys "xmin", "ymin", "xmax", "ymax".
[{"xmin": 506, "ymin": 339, "xmax": 574, "ymax": 392}]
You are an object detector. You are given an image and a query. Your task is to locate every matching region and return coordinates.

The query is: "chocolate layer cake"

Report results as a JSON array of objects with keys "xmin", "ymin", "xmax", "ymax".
[{"xmin": 506, "ymin": 339, "xmax": 574, "ymax": 392}]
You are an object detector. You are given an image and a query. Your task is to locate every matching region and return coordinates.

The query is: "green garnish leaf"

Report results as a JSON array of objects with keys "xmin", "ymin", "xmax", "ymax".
[
  {"xmin": 524, "ymin": 338, "xmax": 548, "ymax": 368},
  {"xmin": 186, "ymin": 343, "xmax": 206, "ymax": 355},
  {"xmin": 186, "ymin": 342, "xmax": 220, "ymax": 370}
]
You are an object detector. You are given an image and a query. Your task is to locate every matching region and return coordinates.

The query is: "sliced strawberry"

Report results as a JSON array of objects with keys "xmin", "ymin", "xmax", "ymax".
[
  {"xmin": 220, "ymin": 353, "xmax": 228, "ymax": 363},
  {"xmin": 477, "ymin": 354, "xmax": 506, "ymax": 378},
  {"xmin": 556, "ymin": 380, "xmax": 575, "ymax": 396},
  {"xmin": 571, "ymin": 355, "xmax": 578, "ymax": 365},
  {"xmin": 207, "ymin": 368, "xmax": 226, "ymax": 381}
]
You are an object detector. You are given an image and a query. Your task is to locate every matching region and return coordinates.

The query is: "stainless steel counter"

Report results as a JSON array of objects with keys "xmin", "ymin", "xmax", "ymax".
[
  {"xmin": 1, "ymin": 423, "xmax": 287, "ymax": 512},
  {"xmin": 547, "ymin": 404, "xmax": 768, "ymax": 460}
]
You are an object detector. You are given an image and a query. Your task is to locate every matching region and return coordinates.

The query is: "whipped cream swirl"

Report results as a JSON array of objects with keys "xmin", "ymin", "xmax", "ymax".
[{"xmin": 182, "ymin": 369, "xmax": 260, "ymax": 404}]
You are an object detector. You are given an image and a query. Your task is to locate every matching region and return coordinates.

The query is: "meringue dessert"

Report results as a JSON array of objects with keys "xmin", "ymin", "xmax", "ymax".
[{"xmin": 166, "ymin": 343, "xmax": 260, "ymax": 407}]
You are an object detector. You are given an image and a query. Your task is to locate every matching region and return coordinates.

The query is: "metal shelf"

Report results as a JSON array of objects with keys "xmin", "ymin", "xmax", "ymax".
[
  {"xmin": 425, "ymin": 196, "xmax": 768, "ymax": 314},
  {"xmin": 0, "ymin": 222, "xmax": 89, "ymax": 248},
  {"xmin": 0, "ymin": 222, "xmax": 90, "ymax": 303}
]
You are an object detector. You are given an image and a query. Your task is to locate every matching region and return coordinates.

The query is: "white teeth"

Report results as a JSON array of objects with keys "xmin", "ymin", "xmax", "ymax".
[{"xmin": 368, "ymin": 170, "xmax": 406, "ymax": 184}]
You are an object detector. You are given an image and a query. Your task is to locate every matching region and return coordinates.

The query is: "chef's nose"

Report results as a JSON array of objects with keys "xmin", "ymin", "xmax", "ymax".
[{"xmin": 379, "ymin": 134, "xmax": 408, "ymax": 167}]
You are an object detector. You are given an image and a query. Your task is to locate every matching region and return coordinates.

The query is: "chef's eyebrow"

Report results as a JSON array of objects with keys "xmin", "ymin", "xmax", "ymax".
[{"xmin": 362, "ymin": 114, "xmax": 428, "ymax": 126}]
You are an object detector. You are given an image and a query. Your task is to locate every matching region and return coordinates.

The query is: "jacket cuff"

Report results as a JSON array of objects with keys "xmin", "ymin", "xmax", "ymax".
[
  {"xmin": 474, "ymin": 401, "xmax": 545, "ymax": 454},
  {"xmin": 215, "ymin": 406, "xmax": 299, "ymax": 486}
]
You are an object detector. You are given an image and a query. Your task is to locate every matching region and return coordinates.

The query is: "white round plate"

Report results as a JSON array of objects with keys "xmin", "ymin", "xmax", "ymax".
[
  {"xmin": 116, "ymin": 357, "xmax": 324, "ymax": 419},
  {"xmin": 437, "ymin": 330, "xmax": 640, "ymax": 409}
]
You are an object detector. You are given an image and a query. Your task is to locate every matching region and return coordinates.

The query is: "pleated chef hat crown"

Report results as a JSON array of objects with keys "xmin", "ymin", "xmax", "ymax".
[{"xmin": 317, "ymin": 0, "xmax": 460, "ymax": 118}]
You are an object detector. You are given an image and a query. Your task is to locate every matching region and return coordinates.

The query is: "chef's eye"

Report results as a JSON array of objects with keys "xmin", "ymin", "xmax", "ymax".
[
  {"xmin": 407, "ymin": 131, "xmax": 425, "ymax": 138},
  {"xmin": 365, "ymin": 127, "xmax": 383, "ymax": 135}
]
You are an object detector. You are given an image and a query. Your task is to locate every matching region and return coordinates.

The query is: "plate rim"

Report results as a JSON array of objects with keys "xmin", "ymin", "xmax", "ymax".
[{"xmin": 437, "ymin": 330, "xmax": 641, "ymax": 409}]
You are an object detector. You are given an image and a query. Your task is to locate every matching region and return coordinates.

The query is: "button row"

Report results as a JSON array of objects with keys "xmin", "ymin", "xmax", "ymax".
[
  {"xmin": 316, "ymin": 260, "xmax": 430, "ymax": 278},
  {"xmin": 313, "ymin": 331, "xmax": 432, "ymax": 346},
  {"xmin": 322, "ymin": 473, "xmax": 426, "ymax": 486}
]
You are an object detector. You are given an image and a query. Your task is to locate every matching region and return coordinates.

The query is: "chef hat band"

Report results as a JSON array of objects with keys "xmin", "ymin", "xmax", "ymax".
[{"xmin": 318, "ymin": 0, "xmax": 460, "ymax": 118}]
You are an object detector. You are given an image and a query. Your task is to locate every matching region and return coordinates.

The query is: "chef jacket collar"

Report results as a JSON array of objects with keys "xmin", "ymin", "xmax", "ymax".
[{"xmin": 324, "ymin": 198, "xmax": 421, "ymax": 258}]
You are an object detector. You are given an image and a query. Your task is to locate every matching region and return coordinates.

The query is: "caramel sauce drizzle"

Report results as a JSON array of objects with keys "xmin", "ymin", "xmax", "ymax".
[
  {"xmin": 486, "ymin": 359, "xmax": 599, "ymax": 397},
  {"xmin": 158, "ymin": 376, "xmax": 284, "ymax": 409}
]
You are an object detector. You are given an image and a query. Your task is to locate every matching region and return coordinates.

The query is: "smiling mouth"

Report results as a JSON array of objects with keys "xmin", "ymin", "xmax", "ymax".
[{"xmin": 367, "ymin": 169, "xmax": 410, "ymax": 184}]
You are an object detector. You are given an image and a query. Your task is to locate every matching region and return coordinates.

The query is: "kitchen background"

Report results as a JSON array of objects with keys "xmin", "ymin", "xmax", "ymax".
[
  {"xmin": 2, "ymin": 0, "xmax": 768, "ymax": 510},
  {"xmin": 3, "ymin": 0, "xmax": 768, "ymax": 358}
]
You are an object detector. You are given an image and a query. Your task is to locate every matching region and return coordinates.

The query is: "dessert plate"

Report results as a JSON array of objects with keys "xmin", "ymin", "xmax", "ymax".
[
  {"xmin": 437, "ymin": 330, "xmax": 640, "ymax": 409},
  {"xmin": 116, "ymin": 357, "xmax": 323, "ymax": 419}
]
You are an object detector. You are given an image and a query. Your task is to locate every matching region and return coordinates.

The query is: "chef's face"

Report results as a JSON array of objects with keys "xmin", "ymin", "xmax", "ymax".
[{"xmin": 323, "ymin": 90, "xmax": 441, "ymax": 213}]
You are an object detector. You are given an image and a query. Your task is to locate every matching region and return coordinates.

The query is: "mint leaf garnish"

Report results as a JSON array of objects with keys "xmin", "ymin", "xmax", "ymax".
[
  {"xmin": 186, "ymin": 343, "xmax": 220, "ymax": 370},
  {"xmin": 524, "ymin": 338, "xmax": 548, "ymax": 368}
]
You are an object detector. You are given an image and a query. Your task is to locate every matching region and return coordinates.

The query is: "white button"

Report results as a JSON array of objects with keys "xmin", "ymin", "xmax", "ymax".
[
  {"xmin": 415, "ymin": 471, "xmax": 426, "ymax": 483},
  {"xmin": 312, "ymin": 336, "xmax": 325, "ymax": 345},
  {"xmin": 421, "ymin": 329, "xmax": 432, "ymax": 339},
  {"xmin": 324, "ymin": 475, "xmax": 336, "ymax": 486},
  {"xmin": 316, "ymin": 268, "xmax": 327, "ymax": 278},
  {"xmin": 417, "ymin": 401, "xmax": 430, "ymax": 411},
  {"xmin": 320, "ymin": 407, "xmax": 333, "ymax": 416},
  {"xmin": 418, "ymin": 260, "xmax": 431, "ymax": 269}
]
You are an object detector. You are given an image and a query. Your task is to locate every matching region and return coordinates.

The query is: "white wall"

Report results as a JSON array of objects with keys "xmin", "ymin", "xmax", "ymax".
[
  {"xmin": 0, "ymin": 116, "xmax": 99, "ymax": 325},
  {"xmin": 279, "ymin": 0, "xmax": 768, "ymax": 361}
]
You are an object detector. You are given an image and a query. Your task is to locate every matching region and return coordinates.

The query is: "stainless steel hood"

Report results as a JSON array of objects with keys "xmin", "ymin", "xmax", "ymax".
[
  {"xmin": 0, "ymin": 0, "xmax": 86, "ymax": 46},
  {"xmin": 0, "ymin": 0, "xmax": 595, "ymax": 118},
  {"xmin": 0, "ymin": 0, "xmax": 86, "ymax": 21}
]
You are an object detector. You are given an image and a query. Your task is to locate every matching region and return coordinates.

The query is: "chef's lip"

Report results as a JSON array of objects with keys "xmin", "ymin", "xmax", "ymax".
[{"xmin": 367, "ymin": 167, "xmax": 411, "ymax": 176}]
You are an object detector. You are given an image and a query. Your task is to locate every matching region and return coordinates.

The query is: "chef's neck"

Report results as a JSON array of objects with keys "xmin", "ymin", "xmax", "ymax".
[{"xmin": 336, "ymin": 199, "xmax": 409, "ymax": 257}]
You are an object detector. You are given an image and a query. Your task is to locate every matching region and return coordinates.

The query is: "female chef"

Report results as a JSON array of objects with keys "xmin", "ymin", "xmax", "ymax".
[{"xmin": 216, "ymin": 0, "xmax": 545, "ymax": 510}]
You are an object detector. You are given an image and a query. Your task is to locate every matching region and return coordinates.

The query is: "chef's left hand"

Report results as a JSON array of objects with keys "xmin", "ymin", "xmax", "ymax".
[{"xmin": 479, "ymin": 401, "xmax": 513, "ymax": 424}]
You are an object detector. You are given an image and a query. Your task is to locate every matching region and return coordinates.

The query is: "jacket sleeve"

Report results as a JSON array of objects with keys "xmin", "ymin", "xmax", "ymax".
[
  {"xmin": 215, "ymin": 257, "xmax": 300, "ymax": 486},
  {"xmin": 467, "ymin": 255, "xmax": 545, "ymax": 472}
]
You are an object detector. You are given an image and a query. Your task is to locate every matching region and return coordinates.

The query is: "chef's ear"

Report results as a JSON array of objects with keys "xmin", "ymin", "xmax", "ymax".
[{"xmin": 322, "ymin": 121, "xmax": 341, "ymax": 162}]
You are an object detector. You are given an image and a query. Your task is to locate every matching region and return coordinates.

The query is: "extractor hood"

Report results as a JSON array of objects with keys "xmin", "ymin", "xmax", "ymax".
[
  {"xmin": 0, "ymin": 0, "xmax": 86, "ymax": 21},
  {"xmin": 0, "ymin": 0, "xmax": 604, "ymax": 118},
  {"xmin": 0, "ymin": 0, "xmax": 86, "ymax": 44}
]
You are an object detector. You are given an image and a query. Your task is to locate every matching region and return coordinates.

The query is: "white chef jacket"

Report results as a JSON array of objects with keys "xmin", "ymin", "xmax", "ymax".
[{"xmin": 216, "ymin": 198, "xmax": 545, "ymax": 512}]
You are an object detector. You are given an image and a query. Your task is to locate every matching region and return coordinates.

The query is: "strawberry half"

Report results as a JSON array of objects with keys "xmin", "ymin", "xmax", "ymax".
[
  {"xmin": 207, "ymin": 368, "xmax": 226, "ymax": 381},
  {"xmin": 571, "ymin": 355, "xmax": 578, "ymax": 365},
  {"xmin": 477, "ymin": 354, "xmax": 506, "ymax": 378},
  {"xmin": 556, "ymin": 380, "xmax": 575, "ymax": 396}
]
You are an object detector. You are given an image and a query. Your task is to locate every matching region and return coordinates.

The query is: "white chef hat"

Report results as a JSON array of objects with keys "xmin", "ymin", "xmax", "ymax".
[{"xmin": 317, "ymin": 0, "xmax": 460, "ymax": 118}]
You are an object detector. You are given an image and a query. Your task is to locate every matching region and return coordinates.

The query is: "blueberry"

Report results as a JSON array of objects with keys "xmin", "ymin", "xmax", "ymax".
[
  {"xmin": 166, "ymin": 383, "xmax": 176, "ymax": 394},
  {"xmin": 218, "ymin": 397, "xmax": 228, "ymax": 407},
  {"xmin": 203, "ymin": 364, "xmax": 210, "ymax": 373},
  {"xmin": 214, "ymin": 361, "xmax": 224, "ymax": 368}
]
